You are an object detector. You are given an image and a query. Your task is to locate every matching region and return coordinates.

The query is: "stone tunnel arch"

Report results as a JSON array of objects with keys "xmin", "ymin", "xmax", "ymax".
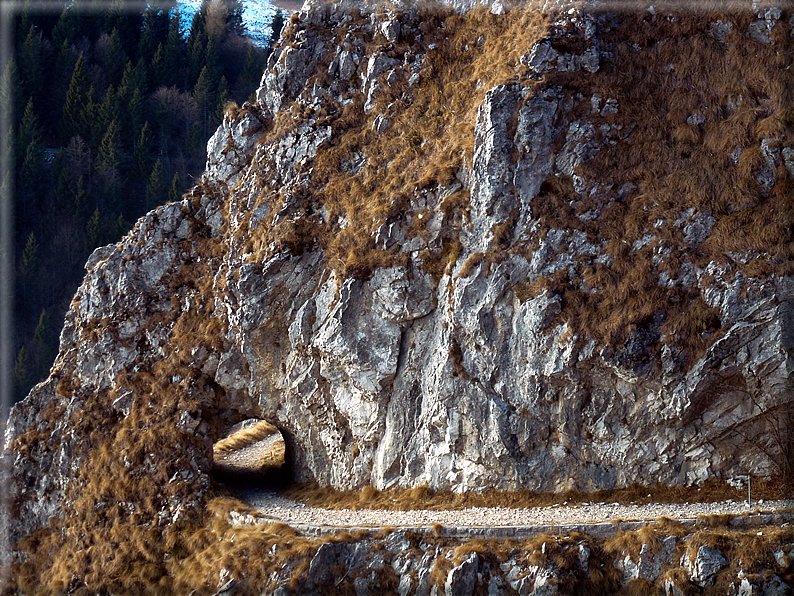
[{"xmin": 211, "ymin": 418, "xmax": 290, "ymax": 486}]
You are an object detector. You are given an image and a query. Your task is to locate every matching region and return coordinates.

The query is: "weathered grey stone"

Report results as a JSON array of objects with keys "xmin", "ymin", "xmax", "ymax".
[
  {"xmin": 398, "ymin": 573, "xmax": 413, "ymax": 596},
  {"xmin": 749, "ymin": 19, "xmax": 774, "ymax": 44},
  {"xmin": 737, "ymin": 577, "xmax": 763, "ymax": 596},
  {"xmin": 782, "ymin": 147, "xmax": 794, "ymax": 178},
  {"xmin": 467, "ymin": 83, "xmax": 527, "ymax": 251},
  {"xmin": 709, "ymin": 19, "xmax": 733, "ymax": 42},
  {"xmin": 520, "ymin": 566, "xmax": 559, "ymax": 596},
  {"xmin": 578, "ymin": 545, "xmax": 590, "ymax": 569},
  {"xmin": 522, "ymin": 41, "xmax": 559, "ymax": 75},
  {"xmin": 664, "ymin": 577, "xmax": 687, "ymax": 596},
  {"xmin": 773, "ymin": 546, "xmax": 793, "ymax": 569},
  {"xmin": 490, "ymin": 1, "xmax": 506, "ymax": 15},
  {"xmin": 416, "ymin": 567, "xmax": 433, "ymax": 596},
  {"xmin": 306, "ymin": 541, "xmax": 370, "ymax": 587},
  {"xmin": 205, "ymin": 108, "xmax": 266, "ymax": 186},
  {"xmin": 488, "ymin": 574, "xmax": 506, "ymax": 595},
  {"xmin": 445, "ymin": 552, "xmax": 479, "ymax": 596},
  {"xmin": 6, "ymin": 2, "xmax": 794, "ymax": 563},
  {"xmin": 763, "ymin": 575, "xmax": 790, "ymax": 596},
  {"xmin": 372, "ymin": 114, "xmax": 390, "ymax": 133},
  {"xmin": 85, "ymin": 243, "xmax": 115, "ymax": 272},
  {"xmin": 556, "ymin": 119, "xmax": 598, "ymax": 178},
  {"xmin": 380, "ymin": 19, "xmax": 400, "ymax": 42},
  {"xmin": 617, "ymin": 535, "xmax": 676, "ymax": 583},
  {"xmin": 757, "ymin": 137, "xmax": 781, "ymax": 194},
  {"xmin": 687, "ymin": 546, "xmax": 727, "ymax": 587}
]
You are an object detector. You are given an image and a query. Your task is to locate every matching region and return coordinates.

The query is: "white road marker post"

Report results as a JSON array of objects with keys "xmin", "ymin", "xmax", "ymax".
[{"xmin": 738, "ymin": 474, "xmax": 751, "ymax": 509}]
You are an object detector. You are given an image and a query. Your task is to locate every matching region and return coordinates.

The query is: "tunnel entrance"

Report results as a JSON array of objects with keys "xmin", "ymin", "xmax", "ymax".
[{"xmin": 211, "ymin": 418, "xmax": 289, "ymax": 488}]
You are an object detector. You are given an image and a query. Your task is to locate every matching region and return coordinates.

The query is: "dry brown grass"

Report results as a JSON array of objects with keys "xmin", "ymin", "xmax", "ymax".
[
  {"xmin": 237, "ymin": 4, "xmax": 553, "ymax": 279},
  {"xmin": 680, "ymin": 524, "xmax": 794, "ymax": 594},
  {"xmin": 213, "ymin": 420, "xmax": 280, "ymax": 453},
  {"xmin": 10, "ymin": 3, "xmax": 794, "ymax": 593},
  {"xmin": 283, "ymin": 477, "xmax": 793, "ymax": 511},
  {"xmin": 10, "ymin": 203, "xmax": 238, "ymax": 594},
  {"xmin": 230, "ymin": 2, "xmax": 794, "ymax": 377},
  {"xmin": 605, "ymin": 520, "xmax": 687, "ymax": 561},
  {"xmin": 513, "ymin": 5, "xmax": 794, "ymax": 369}
]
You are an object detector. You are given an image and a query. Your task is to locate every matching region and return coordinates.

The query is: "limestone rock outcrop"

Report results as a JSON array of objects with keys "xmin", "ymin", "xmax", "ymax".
[{"xmin": 4, "ymin": 0, "xmax": 794, "ymax": 587}]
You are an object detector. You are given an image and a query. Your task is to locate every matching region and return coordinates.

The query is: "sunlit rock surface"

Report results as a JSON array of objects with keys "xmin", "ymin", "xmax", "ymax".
[{"xmin": 4, "ymin": 0, "xmax": 794, "ymax": 569}]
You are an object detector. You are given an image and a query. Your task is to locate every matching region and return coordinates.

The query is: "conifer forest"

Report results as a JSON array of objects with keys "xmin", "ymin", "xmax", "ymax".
[{"xmin": 4, "ymin": 0, "xmax": 283, "ymax": 403}]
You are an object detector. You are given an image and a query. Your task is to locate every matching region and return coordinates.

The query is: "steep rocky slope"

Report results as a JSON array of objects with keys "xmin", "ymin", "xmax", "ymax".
[{"xmin": 3, "ymin": 0, "xmax": 794, "ymax": 592}]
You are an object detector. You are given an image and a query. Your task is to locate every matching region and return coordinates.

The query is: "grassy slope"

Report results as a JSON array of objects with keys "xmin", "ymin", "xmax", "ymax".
[{"xmin": 7, "ymin": 2, "xmax": 794, "ymax": 593}]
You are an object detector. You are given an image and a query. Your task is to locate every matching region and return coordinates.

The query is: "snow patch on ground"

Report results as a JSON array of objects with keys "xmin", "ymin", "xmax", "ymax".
[{"xmin": 177, "ymin": 0, "xmax": 282, "ymax": 47}]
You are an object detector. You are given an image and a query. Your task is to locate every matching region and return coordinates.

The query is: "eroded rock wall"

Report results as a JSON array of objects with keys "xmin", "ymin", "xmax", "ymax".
[
  {"xmin": 4, "ymin": 0, "xmax": 794, "ymax": 569},
  {"xmin": 196, "ymin": 0, "xmax": 794, "ymax": 493}
]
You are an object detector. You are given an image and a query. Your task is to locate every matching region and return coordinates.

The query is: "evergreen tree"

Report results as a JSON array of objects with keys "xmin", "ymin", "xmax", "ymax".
[
  {"xmin": 226, "ymin": 0, "xmax": 246, "ymax": 37},
  {"xmin": 163, "ymin": 12, "xmax": 186, "ymax": 88},
  {"xmin": 133, "ymin": 57, "xmax": 150, "ymax": 96},
  {"xmin": 19, "ymin": 232, "xmax": 40, "ymax": 308},
  {"xmin": 168, "ymin": 172, "xmax": 181, "ymax": 203},
  {"xmin": 54, "ymin": 150, "xmax": 73, "ymax": 210},
  {"xmin": 20, "ymin": 232, "xmax": 39, "ymax": 281},
  {"xmin": 238, "ymin": 44, "xmax": 265, "ymax": 102},
  {"xmin": 119, "ymin": 59, "xmax": 147, "ymax": 140},
  {"xmin": 133, "ymin": 121, "xmax": 154, "ymax": 181},
  {"xmin": 187, "ymin": 9, "xmax": 207, "ymax": 84},
  {"xmin": 188, "ymin": 120, "xmax": 204, "ymax": 157},
  {"xmin": 17, "ymin": 99, "xmax": 44, "ymax": 210},
  {"xmin": 118, "ymin": 60, "xmax": 135, "ymax": 99},
  {"xmin": 103, "ymin": 0, "xmax": 141, "ymax": 58},
  {"xmin": 17, "ymin": 97, "xmax": 42, "ymax": 165},
  {"xmin": 13, "ymin": 347, "xmax": 31, "ymax": 402},
  {"xmin": 33, "ymin": 309, "xmax": 48, "ymax": 348},
  {"xmin": 114, "ymin": 213, "xmax": 130, "ymax": 238},
  {"xmin": 73, "ymin": 175, "xmax": 87, "ymax": 216},
  {"xmin": 61, "ymin": 55, "xmax": 92, "ymax": 143},
  {"xmin": 214, "ymin": 75, "xmax": 230, "ymax": 128},
  {"xmin": 86, "ymin": 208, "xmax": 101, "ymax": 253},
  {"xmin": 97, "ymin": 86, "xmax": 121, "ymax": 138},
  {"xmin": 55, "ymin": 39, "xmax": 78, "ymax": 99},
  {"xmin": 83, "ymin": 94, "xmax": 101, "ymax": 151},
  {"xmin": 204, "ymin": 35, "xmax": 222, "ymax": 87},
  {"xmin": 15, "ymin": 0, "xmax": 32, "ymax": 43},
  {"xmin": 270, "ymin": 10, "xmax": 285, "ymax": 47},
  {"xmin": 139, "ymin": 6, "xmax": 170, "ymax": 63},
  {"xmin": 193, "ymin": 66, "xmax": 213, "ymax": 136},
  {"xmin": 1, "ymin": 58, "xmax": 23, "ymax": 128},
  {"xmin": 150, "ymin": 43, "xmax": 166, "ymax": 89},
  {"xmin": 33, "ymin": 309, "xmax": 54, "ymax": 381},
  {"xmin": 127, "ymin": 87, "xmax": 145, "ymax": 145},
  {"xmin": 146, "ymin": 159, "xmax": 165, "ymax": 209},
  {"xmin": 97, "ymin": 119, "xmax": 121, "ymax": 197},
  {"xmin": 101, "ymin": 28, "xmax": 127, "ymax": 87},
  {"xmin": 19, "ymin": 139, "xmax": 44, "ymax": 205},
  {"xmin": 20, "ymin": 25, "xmax": 45, "ymax": 108},
  {"xmin": 52, "ymin": 5, "xmax": 80, "ymax": 48}
]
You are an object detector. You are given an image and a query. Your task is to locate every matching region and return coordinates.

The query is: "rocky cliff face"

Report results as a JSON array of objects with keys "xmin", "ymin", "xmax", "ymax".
[{"xmin": 4, "ymin": 0, "xmax": 794, "ymax": 590}]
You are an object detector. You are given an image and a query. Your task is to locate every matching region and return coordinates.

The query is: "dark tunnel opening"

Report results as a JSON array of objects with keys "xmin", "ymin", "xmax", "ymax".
[{"xmin": 211, "ymin": 418, "xmax": 292, "ymax": 491}]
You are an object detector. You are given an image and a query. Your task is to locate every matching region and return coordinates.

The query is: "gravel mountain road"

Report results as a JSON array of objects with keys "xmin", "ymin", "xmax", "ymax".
[{"xmin": 238, "ymin": 488, "xmax": 793, "ymax": 533}]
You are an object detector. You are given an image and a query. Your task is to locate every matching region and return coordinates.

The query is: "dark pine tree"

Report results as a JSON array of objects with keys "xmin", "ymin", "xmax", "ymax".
[
  {"xmin": 146, "ymin": 159, "xmax": 166, "ymax": 209},
  {"xmin": 133, "ymin": 121, "xmax": 154, "ymax": 183},
  {"xmin": 163, "ymin": 12, "xmax": 187, "ymax": 88},
  {"xmin": 101, "ymin": 28, "xmax": 128, "ymax": 88},
  {"xmin": 19, "ymin": 25, "xmax": 45, "ymax": 110},
  {"xmin": 61, "ymin": 54, "xmax": 92, "ymax": 144}
]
